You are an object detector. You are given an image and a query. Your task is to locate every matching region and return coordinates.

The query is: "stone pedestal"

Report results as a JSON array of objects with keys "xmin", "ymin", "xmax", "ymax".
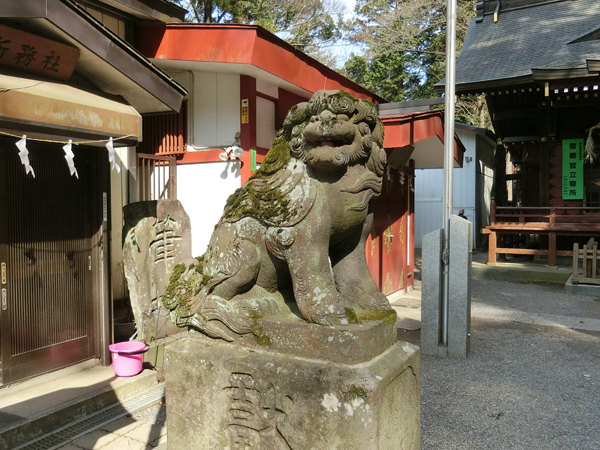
[{"xmin": 165, "ymin": 318, "xmax": 420, "ymax": 450}]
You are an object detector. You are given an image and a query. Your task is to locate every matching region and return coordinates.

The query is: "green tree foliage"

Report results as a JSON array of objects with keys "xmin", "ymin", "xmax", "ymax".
[
  {"xmin": 343, "ymin": 53, "xmax": 421, "ymax": 102},
  {"xmin": 172, "ymin": 0, "xmax": 346, "ymax": 65},
  {"xmin": 343, "ymin": 0, "xmax": 484, "ymax": 123}
]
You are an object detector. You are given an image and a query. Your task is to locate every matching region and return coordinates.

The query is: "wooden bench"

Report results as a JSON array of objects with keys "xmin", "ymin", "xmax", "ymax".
[{"xmin": 482, "ymin": 205, "xmax": 600, "ymax": 266}]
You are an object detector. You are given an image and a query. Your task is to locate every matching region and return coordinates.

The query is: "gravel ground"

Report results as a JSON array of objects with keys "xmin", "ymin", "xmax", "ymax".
[
  {"xmin": 471, "ymin": 278, "xmax": 600, "ymax": 321},
  {"xmin": 127, "ymin": 277, "xmax": 600, "ymax": 450},
  {"xmin": 403, "ymin": 278, "xmax": 600, "ymax": 450}
]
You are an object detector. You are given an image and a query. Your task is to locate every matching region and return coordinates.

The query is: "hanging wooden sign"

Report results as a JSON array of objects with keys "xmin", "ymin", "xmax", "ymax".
[
  {"xmin": 562, "ymin": 138, "xmax": 584, "ymax": 200},
  {"xmin": 0, "ymin": 24, "xmax": 79, "ymax": 81}
]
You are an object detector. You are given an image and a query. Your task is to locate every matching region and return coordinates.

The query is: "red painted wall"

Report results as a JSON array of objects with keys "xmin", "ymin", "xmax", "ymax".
[
  {"xmin": 240, "ymin": 75, "xmax": 257, "ymax": 183},
  {"xmin": 277, "ymin": 88, "xmax": 309, "ymax": 129}
]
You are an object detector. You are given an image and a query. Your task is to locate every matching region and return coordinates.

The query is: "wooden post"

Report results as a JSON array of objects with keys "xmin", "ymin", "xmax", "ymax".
[
  {"xmin": 169, "ymin": 157, "xmax": 177, "ymax": 199},
  {"xmin": 583, "ymin": 241, "xmax": 589, "ymax": 278},
  {"xmin": 488, "ymin": 230, "xmax": 497, "ymax": 264},
  {"xmin": 572, "ymin": 243, "xmax": 579, "ymax": 284},
  {"xmin": 490, "ymin": 199, "xmax": 496, "ymax": 225},
  {"xmin": 593, "ymin": 241, "xmax": 598, "ymax": 281},
  {"xmin": 583, "ymin": 238, "xmax": 595, "ymax": 279},
  {"xmin": 548, "ymin": 231, "xmax": 556, "ymax": 267}
]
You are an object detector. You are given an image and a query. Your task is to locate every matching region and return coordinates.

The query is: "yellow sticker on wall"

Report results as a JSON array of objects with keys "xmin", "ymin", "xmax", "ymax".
[{"xmin": 241, "ymin": 99, "xmax": 249, "ymax": 124}]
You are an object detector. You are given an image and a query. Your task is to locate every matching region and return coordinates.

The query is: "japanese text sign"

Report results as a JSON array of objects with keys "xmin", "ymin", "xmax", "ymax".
[
  {"xmin": 241, "ymin": 99, "xmax": 249, "ymax": 124},
  {"xmin": 562, "ymin": 138, "xmax": 584, "ymax": 200},
  {"xmin": 0, "ymin": 24, "xmax": 79, "ymax": 81}
]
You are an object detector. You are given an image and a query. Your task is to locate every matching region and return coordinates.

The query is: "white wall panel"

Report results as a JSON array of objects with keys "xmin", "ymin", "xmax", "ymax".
[
  {"xmin": 257, "ymin": 96, "xmax": 277, "ymax": 149},
  {"xmin": 194, "ymin": 72, "xmax": 218, "ymax": 146},
  {"xmin": 256, "ymin": 79, "xmax": 278, "ymax": 98},
  {"xmin": 415, "ymin": 198, "xmax": 443, "ymax": 249},
  {"xmin": 192, "ymin": 72, "xmax": 240, "ymax": 148},
  {"xmin": 217, "ymin": 74, "xmax": 241, "ymax": 146},
  {"xmin": 177, "ymin": 161, "xmax": 242, "ymax": 257}
]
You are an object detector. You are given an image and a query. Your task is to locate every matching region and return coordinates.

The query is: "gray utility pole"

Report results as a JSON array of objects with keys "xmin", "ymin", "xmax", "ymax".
[{"xmin": 441, "ymin": 0, "xmax": 457, "ymax": 346}]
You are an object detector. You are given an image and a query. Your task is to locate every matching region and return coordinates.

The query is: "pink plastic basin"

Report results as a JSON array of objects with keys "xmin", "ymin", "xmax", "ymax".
[{"xmin": 108, "ymin": 341, "xmax": 149, "ymax": 377}]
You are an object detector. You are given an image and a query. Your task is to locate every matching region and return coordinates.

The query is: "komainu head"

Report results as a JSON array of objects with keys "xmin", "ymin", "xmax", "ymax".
[{"xmin": 281, "ymin": 90, "xmax": 386, "ymax": 176}]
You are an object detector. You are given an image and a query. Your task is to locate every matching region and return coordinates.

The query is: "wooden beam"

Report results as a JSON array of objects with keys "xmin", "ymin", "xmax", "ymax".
[
  {"xmin": 502, "ymin": 136, "xmax": 540, "ymax": 144},
  {"xmin": 576, "ymin": 277, "xmax": 600, "ymax": 285},
  {"xmin": 548, "ymin": 232, "xmax": 556, "ymax": 266}
]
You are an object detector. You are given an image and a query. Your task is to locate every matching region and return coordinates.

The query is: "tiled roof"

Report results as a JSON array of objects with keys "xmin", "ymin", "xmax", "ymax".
[{"xmin": 438, "ymin": 0, "xmax": 600, "ymax": 91}]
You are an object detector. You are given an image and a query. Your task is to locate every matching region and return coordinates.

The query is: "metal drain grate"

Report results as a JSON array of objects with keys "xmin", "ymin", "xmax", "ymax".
[{"xmin": 15, "ymin": 383, "xmax": 165, "ymax": 450}]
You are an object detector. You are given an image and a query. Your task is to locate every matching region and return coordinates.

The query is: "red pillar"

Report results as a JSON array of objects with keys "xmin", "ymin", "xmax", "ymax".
[
  {"xmin": 240, "ymin": 75, "xmax": 256, "ymax": 184},
  {"xmin": 408, "ymin": 159, "xmax": 415, "ymax": 291}
]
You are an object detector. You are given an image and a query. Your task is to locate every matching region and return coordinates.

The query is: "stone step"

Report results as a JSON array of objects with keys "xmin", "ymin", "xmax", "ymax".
[{"xmin": 0, "ymin": 361, "xmax": 158, "ymax": 450}]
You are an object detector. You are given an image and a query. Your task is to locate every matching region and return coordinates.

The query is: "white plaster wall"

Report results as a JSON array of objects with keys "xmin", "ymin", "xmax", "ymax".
[
  {"xmin": 177, "ymin": 161, "xmax": 242, "ymax": 257},
  {"xmin": 256, "ymin": 79, "xmax": 279, "ymax": 98},
  {"xmin": 257, "ymin": 96, "xmax": 277, "ymax": 149},
  {"xmin": 191, "ymin": 72, "xmax": 240, "ymax": 148}
]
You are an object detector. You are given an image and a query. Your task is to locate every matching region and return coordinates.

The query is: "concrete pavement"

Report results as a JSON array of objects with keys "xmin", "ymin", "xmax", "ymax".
[{"xmin": 54, "ymin": 405, "xmax": 167, "ymax": 450}]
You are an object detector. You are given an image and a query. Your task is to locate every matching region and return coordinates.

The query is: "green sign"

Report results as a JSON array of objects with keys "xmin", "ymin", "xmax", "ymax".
[
  {"xmin": 251, "ymin": 147, "xmax": 257, "ymax": 171},
  {"xmin": 562, "ymin": 138, "xmax": 584, "ymax": 200}
]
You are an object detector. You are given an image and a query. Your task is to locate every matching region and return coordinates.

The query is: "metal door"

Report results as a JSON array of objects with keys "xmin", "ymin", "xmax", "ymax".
[{"xmin": 0, "ymin": 139, "xmax": 98, "ymax": 384}]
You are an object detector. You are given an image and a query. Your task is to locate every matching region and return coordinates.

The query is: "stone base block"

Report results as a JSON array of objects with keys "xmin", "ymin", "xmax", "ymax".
[{"xmin": 165, "ymin": 338, "xmax": 420, "ymax": 450}]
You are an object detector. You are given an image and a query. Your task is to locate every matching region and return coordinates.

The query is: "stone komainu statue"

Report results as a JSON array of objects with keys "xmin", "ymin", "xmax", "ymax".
[{"xmin": 163, "ymin": 90, "xmax": 392, "ymax": 341}]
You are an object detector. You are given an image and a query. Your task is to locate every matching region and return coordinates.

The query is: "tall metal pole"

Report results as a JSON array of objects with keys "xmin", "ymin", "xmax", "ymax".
[{"xmin": 441, "ymin": 0, "xmax": 457, "ymax": 347}]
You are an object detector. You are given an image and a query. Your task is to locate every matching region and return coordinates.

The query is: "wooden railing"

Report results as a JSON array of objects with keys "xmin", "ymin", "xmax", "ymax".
[
  {"xmin": 491, "ymin": 205, "xmax": 600, "ymax": 227},
  {"xmin": 572, "ymin": 238, "xmax": 599, "ymax": 285},
  {"xmin": 138, "ymin": 101, "xmax": 187, "ymax": 156},
  {"xmin": 137, "ymin": 153, "xmax": 177, "ymax": 201},
  {"xmin": 483, "ymin": 203, "xmax": 600, "ymax": 266}
]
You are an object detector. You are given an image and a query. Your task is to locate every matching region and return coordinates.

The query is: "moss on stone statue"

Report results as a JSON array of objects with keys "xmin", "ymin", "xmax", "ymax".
[
  {"xmin": 348, "ymin": 385, "xmax": 368, "ymax": 401},
  {"xmin": 249, "ymin": 310, "xmax": 271, "ymax": 346},
  {"xmin": 162, "ymin": 258, "xmax": 214, "ymax": 319},
  {"xmin": 341, "ymin": 309, "xmax": 397, "ymax": 326},
  {"xmin": 253, "ymin": 135, "xmax": 291, "ymax": 177},
  {"xmin": 331, "ymin": 90, "xmax": 356, "ymax": 102},
  {"xmin": 222, "ymin": 178, "xmax": 294, "ymax": 225},
  {"xmin": 162, "ymin": 263, "xmax": 186, "ymax": 310},
  {"xmin": 221, "ymin": 135, "xmax": 297, "ymax": 226},
  {"xmin": 357, "ymin": 309, "xmax": 397, "ymax": 326},
  {"xmin": 345, "ymin": 307, "xmax": 361, "ymax": 324}
]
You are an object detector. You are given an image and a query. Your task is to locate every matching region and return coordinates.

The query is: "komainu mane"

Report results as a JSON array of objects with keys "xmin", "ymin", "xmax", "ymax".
[{"xmin": 163, "ymin": 90, "xmax": 393, "ymax": 341}]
